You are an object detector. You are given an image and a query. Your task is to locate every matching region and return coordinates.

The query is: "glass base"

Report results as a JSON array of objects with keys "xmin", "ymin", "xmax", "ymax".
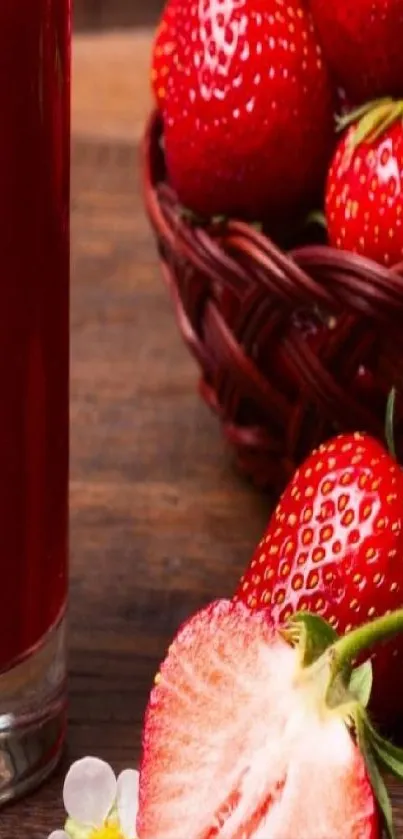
[{"xmin": 0, "ymin": 614, "xmax": 66, "ymax": 806}]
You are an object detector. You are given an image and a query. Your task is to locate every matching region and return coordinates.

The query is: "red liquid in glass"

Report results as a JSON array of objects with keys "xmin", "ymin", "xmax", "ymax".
[{"xmin": 0, "ymin": 2, "xmax": 70, "ymax": 670}]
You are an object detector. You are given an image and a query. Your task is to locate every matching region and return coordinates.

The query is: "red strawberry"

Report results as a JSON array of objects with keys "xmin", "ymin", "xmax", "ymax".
[
  {"xmin": 138, "ymin": 599, "xmax": 403, "ymax": 839},
  {"xmin": 151, "ymin": 1, "xmax": 177, "ymax": 108},
  {"xmin": 325, "ymin": 101, "xmax": 403, "ymax": 267},
  {"xmin": 162, "ymin": 0, "xmax": 335, "ymax": 219},
  {"xmin": 234, "ymin": 432, "xmax": 403, "ymax": 726},
  {"xmin": 309, "ymin": 0, "xmax": 403, "ymax": 104}
]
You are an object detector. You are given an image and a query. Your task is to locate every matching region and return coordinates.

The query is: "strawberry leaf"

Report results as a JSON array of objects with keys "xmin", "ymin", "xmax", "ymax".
[
  {"xmin": 348, "ymin": 100, "xmax": 403, "ymax": 151},
  {"xmin": 385, "ymin": 387, "xmax": 397, "ymax": 461},
  {"xmin": 372, "ymin": 736, "xmax": 403, "ymax": 781},
  {"xmin": 335, "ymin": 97, "xmax": 393, "ymax": 133},
  {"xmin": 366, "ymin": 718, "xmax": 403, "ymax": 780},
  {"xmin": 348, "ymin": 661, "xmax": 373, "ymax": 708},
  {"xmin": 354, "ymin": 711, "xmax": 395, "ymax": 839},
  {"xmin": 285, "ymin": 612, "xmax": 338, "ymax": 666},
  {"xmin": 305, "ymin": 210, "xmax": 327, "ymax": 229}
]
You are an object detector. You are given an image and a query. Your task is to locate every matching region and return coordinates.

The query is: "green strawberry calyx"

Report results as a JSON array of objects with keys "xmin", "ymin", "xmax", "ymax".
[
  {"xmin": 283, "ymin": 608, "xmax": 403, "ymax": 839},
  {"xmin": 336, "ymin": 97, "xmax": 403, "ymax": 151}
]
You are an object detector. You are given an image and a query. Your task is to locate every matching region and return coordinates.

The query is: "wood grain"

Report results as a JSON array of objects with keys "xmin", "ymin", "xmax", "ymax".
[
  {"xmin": 74, "ymin": 0, "xmax": 164, "ymax": 31},
  {"xmin": 2, "ymin": 29, "xmax": 403, "ymax": 838},
  {"xmin": 73, "ymin": 32, "xmax": 153, "ymax": 142}
]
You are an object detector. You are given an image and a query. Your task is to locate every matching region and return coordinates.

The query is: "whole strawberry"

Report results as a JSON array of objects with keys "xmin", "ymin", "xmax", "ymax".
[
  {"xmin": 326, "ymin": 100, "xmax": 403, "ymax": 267},
  {"xmin": 309, "ymin": 0, "xmax": 403, "ymax": 103},
  {"xmin": 151, "ymin": 0, "xmax": 177, "ymax": 107},
  {"xmin": 138, "ymin": 599, "xmax": 403, "ymax": 839},
  {"xmin": 162, "ymin": 0, "xmax": 335, "ymax": 219},
  {"xmin": 234, "ymin": 432, "xmax": 403, "ymax": 726}
]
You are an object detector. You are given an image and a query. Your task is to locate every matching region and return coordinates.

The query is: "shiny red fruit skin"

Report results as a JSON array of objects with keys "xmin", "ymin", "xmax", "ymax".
[
  {"xmin": 151, "ymin": 0, "xmax": 177, "ymax": 107},
  {"xmin": 163, "ymin": 0, "xmax": 335, "ymax": 219},
  {"xmin": 234, "ymin": 433, "xmax": 403, "ymax": 726},
  {"xmin": 309, "ymin": 0, "xmax": 403, "ymax": 103},
  {"xmin": 326, "ymin": 121, "xmax": 403, "ymax": 267}
]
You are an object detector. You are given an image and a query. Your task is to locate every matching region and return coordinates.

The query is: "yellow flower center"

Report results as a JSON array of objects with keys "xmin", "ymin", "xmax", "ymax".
[{"xmin": 89, "ymin": 826, "xmax": 123, "ymax": 839}]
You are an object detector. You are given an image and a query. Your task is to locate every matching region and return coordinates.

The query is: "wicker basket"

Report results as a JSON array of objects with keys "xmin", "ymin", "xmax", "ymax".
[{"xmin": 143, "ymin": 109, "xmax": 403, "ymax": 493}]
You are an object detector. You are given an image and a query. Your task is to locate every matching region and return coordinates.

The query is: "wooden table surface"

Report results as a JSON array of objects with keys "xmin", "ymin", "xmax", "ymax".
[{"xmin": 2, "ymin": 29, "xmax": 403, "ymax": 838}]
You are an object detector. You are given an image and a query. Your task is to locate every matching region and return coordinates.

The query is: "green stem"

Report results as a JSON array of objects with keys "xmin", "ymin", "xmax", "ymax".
[
  {"xmin": 330, "ymin": 609, "xmax": 403, "ymax": 675},
  {"xmin": 385, "ymin": 387, "xmax": 397, "ymax": 460}
]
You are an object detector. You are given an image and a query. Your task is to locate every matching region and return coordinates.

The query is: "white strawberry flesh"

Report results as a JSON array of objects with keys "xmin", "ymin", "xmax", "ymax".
[{"xmin": 137, "ymin": 601, "xmax": 377, "ymax": 839}]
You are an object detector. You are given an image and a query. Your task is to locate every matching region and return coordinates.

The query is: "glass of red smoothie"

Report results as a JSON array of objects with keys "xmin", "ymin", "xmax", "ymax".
[{"xmin": 0, "ymin": 0, "xmax": 70, "ymax": 803}]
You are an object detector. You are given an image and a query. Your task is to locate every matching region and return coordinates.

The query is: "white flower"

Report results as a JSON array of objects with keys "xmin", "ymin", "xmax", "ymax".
[{"xmin": 49, "ymin": 757, "xmax": 139, "ymax": 839}]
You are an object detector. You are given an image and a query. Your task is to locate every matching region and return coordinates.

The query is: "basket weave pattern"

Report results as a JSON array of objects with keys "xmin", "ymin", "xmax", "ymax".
[{"xmin": 144, "ymin": 111, "xmax": 403, "ymax": 491}]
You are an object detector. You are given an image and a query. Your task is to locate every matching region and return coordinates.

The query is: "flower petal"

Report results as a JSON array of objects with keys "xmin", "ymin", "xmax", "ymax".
[
  {"xmin": 63, "ymin": 757, "xmax": 117, "ymax": 826},
  {"xmin": 48, "ymin": 833, "xmax": 69, "ymax": 839},
  {"xmin": 116, "ymin": 769, "xmax": 140, "ymax": 838}
]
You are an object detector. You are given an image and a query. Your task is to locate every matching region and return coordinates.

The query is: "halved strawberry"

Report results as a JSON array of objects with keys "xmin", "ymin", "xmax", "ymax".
[
  {"xmin": 234, "ymin": 432, "xmax": 403, "ymax": 727},
  {"xmin": 138, "ymin": 600, "xmax": 383, "ymax": 839}
]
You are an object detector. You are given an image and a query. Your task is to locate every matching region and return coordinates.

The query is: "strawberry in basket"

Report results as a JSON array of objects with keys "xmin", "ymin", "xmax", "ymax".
[
  {"xmin": 152, "ymin": 0, "xmax": 335, "ymax": 220},
  {"xmin": 150, "ymin": 0, "xmax": 177, "ymax": 107},
  {"xmin": 309, "ymin": 0, "xmax": 403, "ymax": 104},
  {"xmin": 234, "ymin": 431, "xmax": 403, "ymax": 727},
  {"xmin": 325, "ymin": 99, "xmax": 403, "ymax": 266}
]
